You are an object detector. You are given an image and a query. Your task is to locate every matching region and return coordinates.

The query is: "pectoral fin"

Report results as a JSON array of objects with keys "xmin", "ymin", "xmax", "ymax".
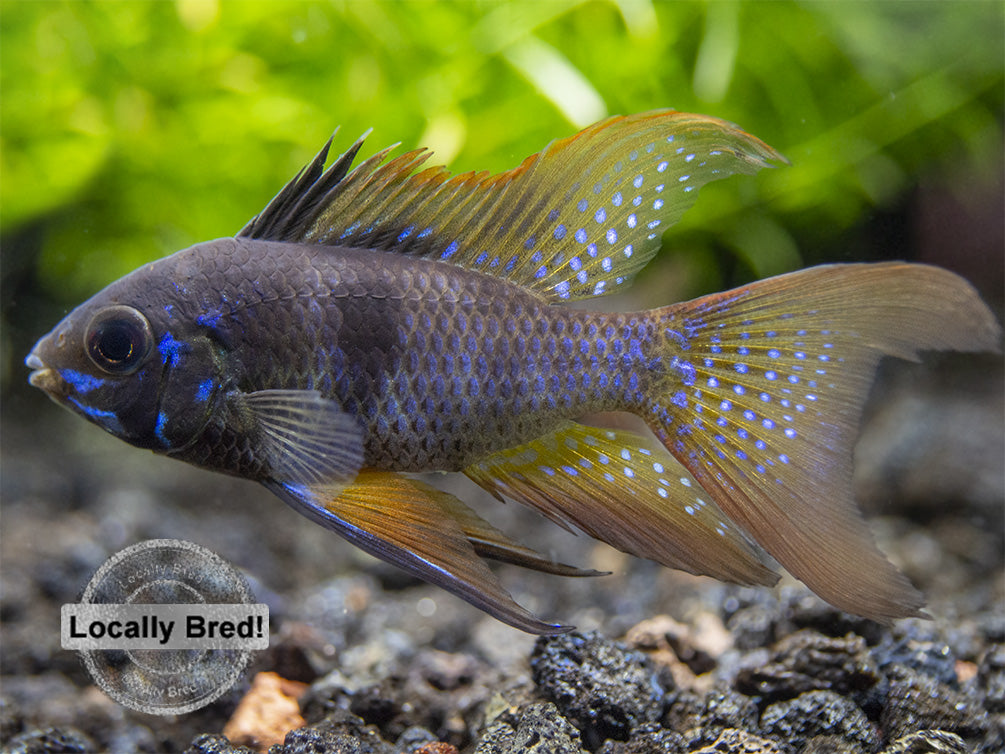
[
  {"xmin": 239, "ymin": 389, "xmax": 365, "ymax": 492},
  {"xmin": 266, "ymin": 471, "xmax": 573, "ymax": 634}
]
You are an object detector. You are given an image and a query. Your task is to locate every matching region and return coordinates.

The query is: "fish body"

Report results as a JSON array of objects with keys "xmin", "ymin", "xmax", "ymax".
[{"xmin": 26, "ymin": 110, "xmax": 1001, "ymax": 632}]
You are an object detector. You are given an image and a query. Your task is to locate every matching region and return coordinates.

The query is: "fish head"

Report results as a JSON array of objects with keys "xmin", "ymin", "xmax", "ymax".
[{"xmin": 26, "ymin": 259, "xmax": 227, "ymax": 453}]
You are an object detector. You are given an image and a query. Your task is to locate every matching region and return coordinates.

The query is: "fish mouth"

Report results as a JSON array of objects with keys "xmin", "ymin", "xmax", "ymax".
[{"xmin": 25, "ymin": 352, "xmax": 65, "ymax": 397}]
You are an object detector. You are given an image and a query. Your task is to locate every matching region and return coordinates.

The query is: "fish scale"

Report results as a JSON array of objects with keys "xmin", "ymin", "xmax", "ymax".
[
  {"xmin": 25, "ymin": 110, "xmax": 1000, "ymax": 632},
  {"xmin": 182, "ymin": 239, "xmax": 665, "ymax": 472}
]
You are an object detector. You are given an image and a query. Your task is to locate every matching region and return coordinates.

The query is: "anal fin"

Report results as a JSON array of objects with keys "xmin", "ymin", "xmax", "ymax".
[
  {"xmin": 465, "ymin": 422, "xmax": 777, "ymax": 587},
  {"xmin": 266, "ymin": 471, "xmax": 574, "ymax": 634}
]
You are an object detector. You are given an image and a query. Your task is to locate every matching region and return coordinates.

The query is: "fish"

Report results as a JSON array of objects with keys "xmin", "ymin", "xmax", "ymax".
[{"xmin": 26, "ymin": 109, "xmax": 1001, "ymax": 633}]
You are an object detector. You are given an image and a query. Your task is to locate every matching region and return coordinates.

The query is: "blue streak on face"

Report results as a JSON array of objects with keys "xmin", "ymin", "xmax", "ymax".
[
  {"xmin": 59, "ymin": 369, "xmax": 108, "ymax": 394},
  {"xmin": 158, "ymin": 332, "xmax": 190, "ymax": 367},
  {"xmin": 67, "ymin": 396, "xmax": 124, "ymax": 434}
]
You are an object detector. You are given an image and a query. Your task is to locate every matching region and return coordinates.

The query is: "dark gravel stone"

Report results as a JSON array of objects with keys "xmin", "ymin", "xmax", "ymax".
[
  {"xmin": 871, "ymin": 622, "xmax": 959, "ymax": 686},
  {"xmin": 597, "ymin": 722, "xmax": 685, "ymax": 753},
  {"xmin": 665, "ymin": 688, "xmax": 759, "ymax": 748},
  {"xmin": 726, "ymin": 604, "xmax": 777, "ymax": 651},
  {"xmin": 735, "ymin": 630, "xmax": 882, "ymax": 702},
  {"xmin": 880, "ymin": 666, "xmax": 986, "ymax": 741},
  {"xmin": 184, "ymin": 734, "xmax": 257, "ymax": 754},
  {"xmin": 760, "ymin": 690, "xmax": 880, "ymax": 752},
  {"xmin": 531, "ymin": 631, "xmax": 665, "ymax": 747},
  {"xmin": 977, "ymin": 644, "xmax": 1005, "ymax": 712},
  {"xmin": 473, "ymin": 702, "xmax": 585, "ymax": 754},
  {"xmin": 3, "ymin": 726, "xmax": 97, "ymax": 754},
  {"xmin": 691, "ymin": 728, "xmax": 788, "ymax": 754},
  {"xmin": 801, "ymin": 736, "xmax": 866, "ymax": 754},
  {"xmin": 878, "ymin": 730, "xmax": 968, "ymax": 754},
  {"xmin": 785, "ymin": 596, "xmax": 886, "ymax": 645},
  {"xmin": 395, "ymin": 725, "xmax": 439, "ymax": 752},
  {"xmin": 270, "ymin": 710, "xmax": 396, "ymax": 754}
]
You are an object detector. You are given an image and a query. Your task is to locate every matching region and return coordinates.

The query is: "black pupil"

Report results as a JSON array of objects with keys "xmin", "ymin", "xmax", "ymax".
[{"xmin": 97, "ymin": 322, "xmax": 137, "ymax": 363}]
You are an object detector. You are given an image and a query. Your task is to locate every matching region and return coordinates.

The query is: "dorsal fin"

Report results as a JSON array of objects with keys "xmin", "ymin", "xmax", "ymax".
[{"xmin": 240, "ymin": 111, "xmax": 785, "ymax": 301}]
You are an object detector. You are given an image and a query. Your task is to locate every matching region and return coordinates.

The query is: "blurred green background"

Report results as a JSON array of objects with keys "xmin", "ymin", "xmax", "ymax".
[{"xmin": 2, "ymin": 0, "xmax": 1002, "ymax": 395}]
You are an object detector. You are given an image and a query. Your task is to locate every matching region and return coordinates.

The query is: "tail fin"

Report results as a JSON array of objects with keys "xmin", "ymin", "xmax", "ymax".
[{"xmin": 645, "ymin": 263, "xmax": 1000, "ymax": 621}]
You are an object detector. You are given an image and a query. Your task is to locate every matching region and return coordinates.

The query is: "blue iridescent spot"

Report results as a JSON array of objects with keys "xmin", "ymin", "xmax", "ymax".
[
  {"xmin": 442, "ymin": 240, "xmax": 459, "ymax": 259},
  {"xmin": 548, "ymin": 208, "xmax": 560, "ymax": 222},
  {"xmin": 735, "ymin": 363, "xmax": 748, "ymax": 374},
  {"xmin": 733, "ymin": 385, "xmax": 745, "ymax": 395},
  {"xmin": 765, "ymin": 370, "xmax": 777, "ymax": 381},
  {"xmin": 158, "ymin": 332, "xmax": 188, "ymax": 367},
  {"xmin": 720, "ymin": 399, "xmax": 732, "ymax": 411},
  {"xmin": 653, "ymin": 198, "xmax": 664, "ymax": 211},
  {"xmin": 155, "ymin": 411, "xmax": 170, "ymax": 445},
  {"xmin": 575, "ymin": 228, "xmax": 588, "ymax": 243},
  {"xmin": 768, "ymin": 349, "xmax": 781, "ymax": 359},
  {"xmin": 627, "ymin": 213, "xmax": 637, "ymax": 229},
  {"xmin": 612, "ymin": 191, "xmax": 622, "ymax": 206},
  {"xmin": 743, "ymin": 409, "xmax": 756, "ymax": 421},
  {"xmin": 784, "ymin": 428, "xmax": 797, "ymax": 439},
  {"xmin": 601, "ymin": 257, "xmax": 612, "ymax": 272},
  {"xmin": 671, "ymin": 391, "xmax": 688, "ymax": 408},
  {"xmin": 524, "ymin": 236, "xmax": 537, "ymax": 250},
  {"xmin": 577, "ymin": 198, "xmax": 589, "ymax": 212},
  {"xmin": 553, "ymin": 224, "xmax": 567, "ymax": 240},
  {"xmin": 762, "ymin": 418, "xmax": 776, "ymax": 429},
  {"xmin": 656, "ymin": 160, "xmax": 668, "ymax": 172},
  {"xmin": 755, "ymin": 439, "xmax": 766, "ymax": 450},
  {"xmin": 606, "ymin": 228, "xmax": 618, "ymax": 244},
  {"xmin": 707, "ymin": 376, "xmax": 719, "ymax": 388},
  {"xmin": 196, "ymin": 311, "xmax": 224, "ymax": 328},
  {"xmin": 476, "ymin": 252, "xmax": 488, "ymax": 265},
  {"xmin": 633, "ymin": 174, "xmax": 644, "ymax": 188},
  {"xmin": 397, "ymin": 225, "xmax": 415, "ymax": 243},
  {"xmin": 595, "ymin": 207, "xmax": 607, "ymax": 223},
  {"xmin": 195, "ymin": 379, "xmax": 214, "ymax": 402}
]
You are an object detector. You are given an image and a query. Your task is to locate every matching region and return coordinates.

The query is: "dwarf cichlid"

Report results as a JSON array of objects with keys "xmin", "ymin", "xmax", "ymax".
[{"xmin": 26, "ymin": 110, "xmax": 1000, "ymax": 632}]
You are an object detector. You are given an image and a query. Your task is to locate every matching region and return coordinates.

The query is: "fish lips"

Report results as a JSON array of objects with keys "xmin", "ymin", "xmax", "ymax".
[{"xmin": 25, "ymin": 350, "xmax": 68, "ymax": 399}]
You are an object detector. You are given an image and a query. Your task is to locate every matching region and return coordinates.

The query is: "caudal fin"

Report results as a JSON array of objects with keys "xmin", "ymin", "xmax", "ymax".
[{"xmin": 645, "ymin": 263, "xmax": 1000, "ymax": 622}]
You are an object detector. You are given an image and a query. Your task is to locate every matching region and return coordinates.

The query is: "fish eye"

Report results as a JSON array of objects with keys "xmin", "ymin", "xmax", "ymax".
[{"xmin": 85, "ymin": 306, "xmax": 153, "ymax": 374}]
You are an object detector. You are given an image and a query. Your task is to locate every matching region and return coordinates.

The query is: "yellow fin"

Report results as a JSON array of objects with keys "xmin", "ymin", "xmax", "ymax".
[
  {"xmin": 465, "ymin": 422, "xmax": 777, "ymax": 587},
  {"xmin": 644, "ymin": 262, "xmax": 1001, "ymax": 621},
  {"xmin": 266, "ymin": 471, "xmax": 572, "ymax": 633},
  {"xmin": 252, "ymin": 110, "xmax": 784, "ymax": 302}
]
